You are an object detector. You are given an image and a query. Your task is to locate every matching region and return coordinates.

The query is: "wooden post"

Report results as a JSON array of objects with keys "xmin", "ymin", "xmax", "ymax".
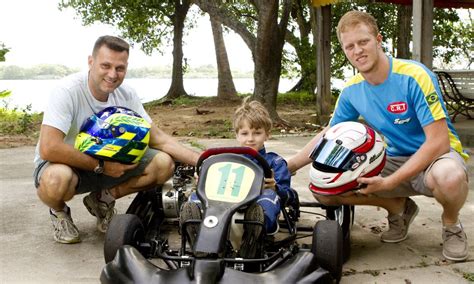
[
  {"xmin": 315, "ymin": 5, "xmax": 332, "ymax": 124},
  {"xmin": 412, "ymin": 0, "xmax": 433, "ymax": 69}
]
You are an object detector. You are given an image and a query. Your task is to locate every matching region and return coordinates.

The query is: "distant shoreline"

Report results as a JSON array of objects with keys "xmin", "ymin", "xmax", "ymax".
[{"xmin": 0, "ymin": 63, "xmax": 256, "ymax": 80}]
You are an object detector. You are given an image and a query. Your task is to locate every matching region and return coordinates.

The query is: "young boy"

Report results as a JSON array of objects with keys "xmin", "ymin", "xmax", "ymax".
[{"xmin": 180, "ymin": 98, "xmax": 296, "ymax": 258}]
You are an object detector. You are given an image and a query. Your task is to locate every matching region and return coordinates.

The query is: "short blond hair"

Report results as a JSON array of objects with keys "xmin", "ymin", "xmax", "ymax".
[
  {"xmin": 233, "ymin": 98, "xmax": 272, "ymax": 133},
  {"xmin": 336, "ymin": 11, "xmax": 379, "ymax": 43}
]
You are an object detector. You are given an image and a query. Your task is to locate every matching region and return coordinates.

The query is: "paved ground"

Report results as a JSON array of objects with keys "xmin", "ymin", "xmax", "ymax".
[{"xmin": 1, "ymin": 119, "xmax": 473, "ymax": 283}]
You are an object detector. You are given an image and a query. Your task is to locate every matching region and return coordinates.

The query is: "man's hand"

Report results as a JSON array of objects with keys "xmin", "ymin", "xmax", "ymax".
[
  {"xmin": 356, "ymin": 175, "xmax": 397, "ymax": 195},
  {"xmin": 103, "ymin": 160, "xmax": 138, "ymax": 178}
]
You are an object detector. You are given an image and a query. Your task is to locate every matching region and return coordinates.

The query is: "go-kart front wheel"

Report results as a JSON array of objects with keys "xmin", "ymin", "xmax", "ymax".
[
  {"xmin": 312, "ymin": 220, "xmax": 343, "ymax": 282},
  {"xmin": 326, "ymin": 205, "xmax": 354, "ymax": 263},
  {"xmin": 104, "ymin": 214, "xmax": 145, "ymax": 263}
]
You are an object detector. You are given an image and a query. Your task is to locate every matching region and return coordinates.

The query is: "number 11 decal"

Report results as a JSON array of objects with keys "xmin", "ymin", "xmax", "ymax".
[
  {"xmin": 205, "ymin": 162, "xmax": 255, "ymax": 203},
  {"xmin": 217, "ymin": 164, "xmax": 245, "ymax": 197}
]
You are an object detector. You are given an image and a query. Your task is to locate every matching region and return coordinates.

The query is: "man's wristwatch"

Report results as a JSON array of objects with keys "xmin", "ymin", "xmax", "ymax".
[{"xmin": 94, "ymin": 159, "xmax": 105, "ymax": 175}]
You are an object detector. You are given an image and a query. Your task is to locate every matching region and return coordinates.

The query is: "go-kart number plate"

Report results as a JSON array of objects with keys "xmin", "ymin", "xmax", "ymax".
[{"xmin": 205, "ymin": 162, "xmax": 256, "ymax": 203}]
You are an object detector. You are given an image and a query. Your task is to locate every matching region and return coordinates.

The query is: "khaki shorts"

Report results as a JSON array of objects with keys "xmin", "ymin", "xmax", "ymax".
[
  {"xmin": 33, "ymin": 148, "xmax": 160, "ymax": 194},
  {"xmin": 374, "ymin": 150, "xmax": 467, "ymax": 198}
]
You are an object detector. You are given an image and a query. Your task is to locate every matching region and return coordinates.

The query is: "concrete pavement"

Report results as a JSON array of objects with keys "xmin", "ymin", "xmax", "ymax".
[{"xmin": 1, "ymin": 133, "xmax": 473, "ymax": 283}]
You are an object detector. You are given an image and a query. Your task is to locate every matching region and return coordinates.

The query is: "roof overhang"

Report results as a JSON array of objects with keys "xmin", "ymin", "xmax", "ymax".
[{"xmin": 374, "ymin": 0, "xmax": 474, "ymax": 9}]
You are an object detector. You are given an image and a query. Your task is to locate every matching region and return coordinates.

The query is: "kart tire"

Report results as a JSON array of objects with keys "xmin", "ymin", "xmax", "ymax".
[
  {"xmin": 104, "ymin": 214, "xmax": 145, "ymax": 263},
  {"xmin": 326, "ymin": 205, "xmax": 354, "ymax": 263},
  {"xmin": 312, "ymin": 220, "xmax": 343, "ymax": 282}
]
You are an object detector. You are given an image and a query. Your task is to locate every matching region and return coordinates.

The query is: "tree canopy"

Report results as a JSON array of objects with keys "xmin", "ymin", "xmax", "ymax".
[
  {"xmin": 282, "ymin": 2, "xmax": 473, "ymax": 94},
  {"xmin": 0, "ymin": 42, "xmax": 9, "ymax": 62}
]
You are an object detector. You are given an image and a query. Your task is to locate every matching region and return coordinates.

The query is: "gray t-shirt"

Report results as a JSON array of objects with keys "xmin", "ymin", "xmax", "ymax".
[{"xmin": 34, "ymin": 72, "xmax": 151, "ymax": 167}]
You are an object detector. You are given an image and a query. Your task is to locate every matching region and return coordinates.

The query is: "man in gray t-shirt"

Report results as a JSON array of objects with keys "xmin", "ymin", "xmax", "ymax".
[{"xmin": 33, "ymin": 35, "xmax": 200, "ymax": 244}]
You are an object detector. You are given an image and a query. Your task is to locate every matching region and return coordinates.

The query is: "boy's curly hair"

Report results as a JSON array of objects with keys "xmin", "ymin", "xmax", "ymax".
[{"xmin": 233, "ymin": 97, "xmax": 272, "ymax": 133}]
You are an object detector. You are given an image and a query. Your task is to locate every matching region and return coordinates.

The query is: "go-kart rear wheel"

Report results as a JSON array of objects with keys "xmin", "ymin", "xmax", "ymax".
[
  {"xmin": 104, "ymin": 214, "xmax": 145, "ymax": 263},
  {"xmin": 312, "ymin": 220, "xmax": 343, "ymax": 282}
]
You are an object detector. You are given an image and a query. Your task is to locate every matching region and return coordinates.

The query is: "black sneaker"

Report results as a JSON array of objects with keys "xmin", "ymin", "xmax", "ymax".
[
  {"xmin": 240, "ymin": 203, "xmax": 265, "ymax": 259},
  {"xmin": 179, "ymin": 202, "xmax": 202, "ymax": 248}
]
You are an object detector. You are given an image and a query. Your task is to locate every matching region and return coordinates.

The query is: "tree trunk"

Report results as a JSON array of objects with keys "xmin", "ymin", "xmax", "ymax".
[
  {"xmin": 194, "ymin": 0, "xmax": 292, "ymax": 124},
  {"xmin": 311, "ymin": 5, "xmax": 332, "ymax": 125},
  {"xmin": 163, "ymin": 0, "xmax": 191, "ymax": 101},
  {"xmin": 253, "ymin": 0, "xmax": 292, "ymax": 124},
  {"xmin": 285, "ymin": 0, "xmax": 316, "ymax": 94},
  {"xmin": 210, "ymin": 17, "xmax": 239, "ymax": 101},
  {"xmin": 397, "ymin": 4, "xmax": 412, "ymax": 59}
]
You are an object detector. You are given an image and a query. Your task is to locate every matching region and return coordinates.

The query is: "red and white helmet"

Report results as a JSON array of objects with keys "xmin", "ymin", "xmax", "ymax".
[{"xmin": 309, "ymin": 121, "xmax": 386, "ymax": 195}]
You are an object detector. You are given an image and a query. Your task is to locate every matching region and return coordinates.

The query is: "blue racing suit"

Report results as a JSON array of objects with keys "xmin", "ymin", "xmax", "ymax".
[{"xmin": 253, "ymin": 147, "xmax": 294, "ymax": 234}]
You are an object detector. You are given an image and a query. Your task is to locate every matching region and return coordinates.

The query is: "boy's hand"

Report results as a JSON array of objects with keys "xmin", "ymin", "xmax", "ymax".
[{"xmin": 264, "ymin": 171, "xmax": 276, "ymax": 190}]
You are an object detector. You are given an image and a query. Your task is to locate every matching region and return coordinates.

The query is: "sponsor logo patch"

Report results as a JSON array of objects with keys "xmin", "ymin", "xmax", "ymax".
[
  {"xmin": 369, "ymin": 149, "xmax": 383, "ymax": 164},
  {"xmin": 393, "ymin": 117, "xmax": 411, "ymax": 125},
  {"xmin": 387, "ymin": 102, "xmax": 407, "ymax": 114},
  {"xmin": 426, "ymin": 92, "xmax": 439, "ymax": 106}
]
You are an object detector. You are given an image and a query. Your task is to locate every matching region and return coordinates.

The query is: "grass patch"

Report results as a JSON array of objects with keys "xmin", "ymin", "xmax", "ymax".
[
  {"xmin": 463, "ymin": 272, "xmax": 474, "ymax": 282},
  {"xmin": 187, "ymin": 140, "xmax": 207, "ymax": 151},
  {"xmin": 144, "ymin": 95, "xmax": 214, "ymax": 109},
  {"xmin": 277, "ymin": 91, "xmax": 316, "ymax": 106}
]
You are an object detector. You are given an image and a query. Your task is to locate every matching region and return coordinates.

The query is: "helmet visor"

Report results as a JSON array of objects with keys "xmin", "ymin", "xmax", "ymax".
[
  {"xmin": 309, "ymin": 138, "xmax": 366, "ymax": 172},
  {"xmin": 80, "ymin": 115, "xmax": 115, "ymax": 139}
]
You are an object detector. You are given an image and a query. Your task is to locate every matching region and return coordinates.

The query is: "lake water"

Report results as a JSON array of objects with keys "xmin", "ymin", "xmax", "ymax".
[{"xmin": 0, "ymin": 78, "xmax": 298, "ymax": 112}]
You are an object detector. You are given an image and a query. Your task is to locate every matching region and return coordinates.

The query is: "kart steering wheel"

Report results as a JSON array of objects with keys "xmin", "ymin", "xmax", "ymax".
[{"xmin": 196, "ymin": 147, "xmax": 273, "ymax": 178}]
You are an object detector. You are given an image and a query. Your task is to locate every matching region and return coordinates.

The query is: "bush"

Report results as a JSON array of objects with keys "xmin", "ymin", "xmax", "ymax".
[{"xmin": 0, "ymin": 103, "xmax": 42, "ymax": 136}]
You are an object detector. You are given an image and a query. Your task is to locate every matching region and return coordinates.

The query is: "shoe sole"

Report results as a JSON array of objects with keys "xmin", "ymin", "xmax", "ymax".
[
  {"xmin": 83, "ymin": 195, "xmax": 114, "ymax": 233},
  {"xmin": 442, "ymin": 251, "xmax": 469, "ymax": 261},
  {"xmin": 381, "ymin": 201, "xmax": 419, "ymax": 243},
  {"xmin": 83, "ymin": 196, "xmax": 98, "ymax": 217},
  {"xmin": 54, "ymin": 236, "xmax": 81, "ymax": 244},
  {"xmin": 240, "ymin": 204, "xmax": 264, "ymax": 258}
]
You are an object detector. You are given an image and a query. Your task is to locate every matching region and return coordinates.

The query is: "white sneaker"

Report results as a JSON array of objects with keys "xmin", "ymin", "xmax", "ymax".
[
  {"xmin": 49, "ymin": 207, "xmax": 81, "ymax": 244},
  {"xmin": 83, "ymin": 192, "xmax": 116, "ymax": 233}
]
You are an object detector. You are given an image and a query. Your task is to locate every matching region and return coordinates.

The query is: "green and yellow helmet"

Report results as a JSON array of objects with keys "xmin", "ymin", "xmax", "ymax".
[{"xmin": 74, "ymin": 106, "xmax": 151, "ymax": 164}]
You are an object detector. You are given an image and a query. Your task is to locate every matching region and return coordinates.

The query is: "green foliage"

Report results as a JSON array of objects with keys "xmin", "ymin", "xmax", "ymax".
[
  {"xmin": 433, "ymin": 9, "xmax": 473, "ymax": 68},
  {"xmin": 0, "ymin": 90, "xmax": 12, "ymax": 99},
  {"xmin": 463, "ymin": 272, "xmax": 474, "ymax": 282},
  {"xmin": 277, "ymin": 91, "xmax": 316, "ymax": 105},
  {"xmin": 0, "ymin": 84, "xmax": 42, "ymax": 135},
  {"xmin": 286, "ymin": 2, "xmax": 472, "ymax": 86},
  {"xmin": 0, "ymin": 103, "xmax": 42, "ymax": 135},
  {"xmin": 0, "ymin": 42, "xmax": 9, "ymax": 62},
  {"xmin": 59, "ymin": 0, "xmax": 197, "ymax": 55}
]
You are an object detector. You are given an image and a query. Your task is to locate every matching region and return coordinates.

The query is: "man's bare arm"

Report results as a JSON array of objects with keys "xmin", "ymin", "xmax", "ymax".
[
  {"xmin": 148, "ymin": 125, "xmax": 201, "ymax": 166},
  {"xmin": 287, "ymin": 126, "xmax": 329, "ymax": 173}
]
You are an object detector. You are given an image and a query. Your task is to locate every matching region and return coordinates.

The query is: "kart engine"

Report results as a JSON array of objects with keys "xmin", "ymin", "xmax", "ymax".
[{"xmin": 161, "ymin": 164, "xmax": 195, "ymax": 218}]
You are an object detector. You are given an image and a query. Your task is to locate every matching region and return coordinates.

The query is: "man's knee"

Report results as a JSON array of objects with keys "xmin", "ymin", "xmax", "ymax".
[
  {"xmin": 38, "ymin": 164, "xmax": 77, "ymax": 197},
  {"xmin": 430, "ymin": 160, "xmax": 467, "ymax": 192},
  {"xmin": 147, "ymin": 152, "xmax": 175, "ymax": 183}
]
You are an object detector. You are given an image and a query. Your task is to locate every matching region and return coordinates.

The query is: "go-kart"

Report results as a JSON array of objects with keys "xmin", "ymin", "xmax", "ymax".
[{"xmin": 101, "ymin": 147, "xmax": 352, "ymax": 283}]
